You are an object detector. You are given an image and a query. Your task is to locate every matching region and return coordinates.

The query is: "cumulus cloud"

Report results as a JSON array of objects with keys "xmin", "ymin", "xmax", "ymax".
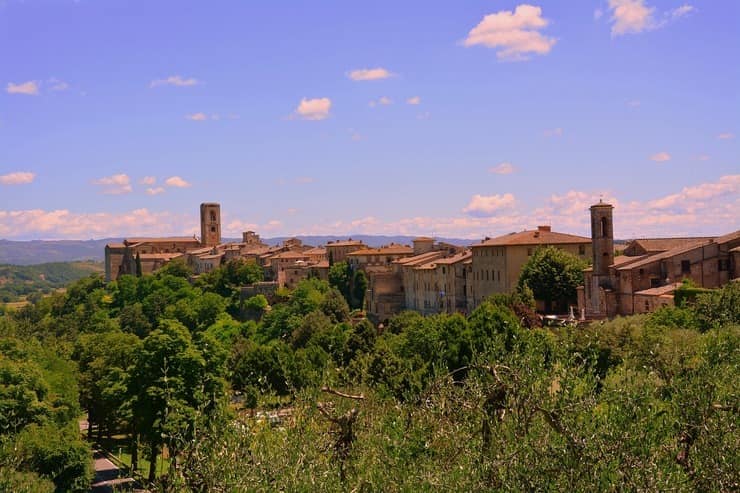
[
  {"xmin": 543, "ymin": 127, "xmax": 563, "ymax": 137},
  {"xmin": 140, "ymin": 176, "xmax": 156, "ymax": 185},
  {"xmin": 7, "ymin": 80, "xmax": 40, "ymax": 95},
  {"xmin": 347, "ymin": 68, "xmax": 393, "ymax": 81},
  {"xmin": 651, "ymin": 151, "xmax": 671, "ymax": 162},
  {"xmin": 293, "ymin": 97, "xmax": 331, "ymax": 120},
  {"xmin": 93, "ymin": 174, "xmax": 132, "ymax": 194},
  {"xmin": 150, "ymin": 75, "xmax": 200, "ymax": 88},
  {"xmin": 146, "ymin": 187, "xmax": 165, "ymax": 195},
  {"xmin": 165, "ymin": 176, "xmax": 191, "ymax": 188},
  {"xmin": 185, "ymin": 112, "xmax": 209, "ymax": 121},
  {"xmin": 463, "ymin": 4, "xmax": 556, "ymax": 61},
  {"xmin": 463, "ymin": 193, "xmax": 517, "ymax": 217},
  {"xmin": 647, "ymin": 175, "xmax": 740, "ymax": 210},
  {"xmin": 607, "ymin": 0, "xmax": 694, "ymax": 36},
  {"xmin": 0, "ymin": 171, "xmax": 36, "ymax": 185},
  {"xmin": 717, "ymin": 132, "xmax": 734, "ymax": 140},
  {"xmin": 489, "ymin": 163, "xmax": 516, "ymax": 175},
  {"xmin": 406, "ymin": 96, "xmax": 421, "ymax": 105}
]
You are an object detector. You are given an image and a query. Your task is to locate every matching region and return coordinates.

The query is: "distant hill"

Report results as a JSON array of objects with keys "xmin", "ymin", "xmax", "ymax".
[
  {"xmin": 0, "ymin": 239, "xmax": 117, "ymax": 265},
  {"xmin": 0, "ymin": 261, "xmax": 104, "ymax": 303},
  {"xmin": 0, "ymin": 235, "xmax": 475, "ymax": 265}
]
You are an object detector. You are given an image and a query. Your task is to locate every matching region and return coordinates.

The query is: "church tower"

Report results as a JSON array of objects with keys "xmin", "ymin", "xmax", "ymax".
[
  {"xmin": 590, "ymin": 200, "xmax": 614, "ymax": 276},
  {"xmin": 200, "ymin": 203, "xmax": 221, "ymax": 247}
]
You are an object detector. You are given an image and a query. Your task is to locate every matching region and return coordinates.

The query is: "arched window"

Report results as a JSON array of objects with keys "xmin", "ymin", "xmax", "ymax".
[
  {"xmin": 600, "ymin": 217, "xmax": 609, "ymax": 237},
  {"xmin": 210, "ymin": 212, "xmax": 216, "ymax": 222}
]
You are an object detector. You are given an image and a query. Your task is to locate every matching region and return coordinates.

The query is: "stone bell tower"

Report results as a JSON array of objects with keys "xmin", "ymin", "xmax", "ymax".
[
  {"xmin": 200, "ymin": 203, "xmax": 221, "ymax": 247},
  {"xmin": 589, "ymin": 200, "xmax": 614, "ymax": 315}
]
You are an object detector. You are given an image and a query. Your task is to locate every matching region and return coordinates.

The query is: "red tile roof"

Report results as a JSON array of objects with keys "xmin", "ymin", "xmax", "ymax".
[{"xmin": 473, "ymin": 229, "xmax": 590, "ymax": 247}]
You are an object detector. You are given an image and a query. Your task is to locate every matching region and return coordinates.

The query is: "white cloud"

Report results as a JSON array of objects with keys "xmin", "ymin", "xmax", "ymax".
[
  {"xmin": 140, "ymin": 176, "xmax": 156, "ymax": 185},
  {"xmin": 608, "ymin": 0, "xmax": 655, "ymax": 35},
  {"xmin": 294, "ymin": 97, "xmax": 331, "ymax": 120},
  {"xmin": 607, "ymin": 0, "xmax": 694, "ymax": 36},
  {"xmin": 165, "ymin": 176, "xmax": 191, "ymax": 188},
  {"xmin": 463, "ymin": 4, "xmax": 556, "ymax": 61},
  {"xmin": 717, "ymin": 132, "xmax": 734, "ymax": 140},
  {"xmin": 668, "ymin": 4, "xmax": 695, "ymax": 19},
  {"xmin": 463, "ymin": 193, "xmax": 517, "ymax": 217},
  {"xmin": 347, "ymin": 68, "xmax": 393, "ymax": 81},
  {"xmin": 146, "ymin": 187, "xmax": 165, "ymax": 195},
  {"xmin": 489, "ymin": 163, "xmax": 516, "ymax": 175},
  {"xmin": 93, "ymin": 174, "xmax": 132, "ymax": 194},
  {"xmin": 651, "ymin": 151, "xmax": 671, "ymax": 162},
  {"xmin": 7, "ymin": 80, "xmax": 40, "ymax": 95},
  {"xmin": 543, "ymin": 127, "xmax": 563, "ymax": 137},
  {"xmin": 0, "ymin": 208, "xmax": 197, "ymax": 240},
  {"xmin": 185, "ymin": 112, "xmax": 209, "ymax": 121},
  {"xmin": 406, "ymin": 96, "xmax": 421, "ymax": 105},
  {"xmin": 0, "ymin": 171, "xmax": 36, "ymax": 185},
  {"xmin": 369, "ymin": 96, "xmax": 393, "ymax": 107},
  {"xmin": 150, "ymin": 75, "xmax": 199, "ymax": 88},
  {"xmin": 47, "ymin": 77, "xmax": 69, "ymax": 91}
]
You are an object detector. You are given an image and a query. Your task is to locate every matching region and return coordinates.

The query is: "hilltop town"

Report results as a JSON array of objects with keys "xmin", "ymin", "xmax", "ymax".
[{"xmin": 106, "ymin": 202, "xmax": 740, "ymax": 323}]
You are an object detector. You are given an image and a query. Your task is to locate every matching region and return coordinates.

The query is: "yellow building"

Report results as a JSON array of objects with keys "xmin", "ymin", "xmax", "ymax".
[{"xmin": 469, "ymin": 226, "xmax": 591, "ymax": 310}]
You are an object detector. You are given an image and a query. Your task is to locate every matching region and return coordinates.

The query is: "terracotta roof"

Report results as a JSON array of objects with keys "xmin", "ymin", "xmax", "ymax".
[
  {"xmin": 413, "ymin": 236, "xmax": 434, "ymax": 241},
  {"xmin": 125, "ymin": 237, "xmax": 200, "ymax": 244},
  {"xmin": 271, "ymin": 251, "xmax": 309, "ymax": 259},
  {"xmin": 348, "ymin": 244, "xmax": 414, "ymax": 256},
  {"xmin": 584, "ymin": 254, "xmax": 650, "ymax": 272},
  {"xmin": 626, "ymin": 237, "xmax": 714, "ymax": 253},
  {"xmin": 106, "ymin": 243, "xmax": 126, "ymax": 249},
  {"xmin": 187, "ymin": 247, "xmax": 213, "ymax": 255},
  {"xmin": 312, "ymin": 260, "xmax": 330, "ymax": 268},
  {"xmin": 617, "ymin": 240, "xmax": 714, "ymax": 270},
  {"xmin": 304, "ymin": 247, "xmax": 327, "ymax": 255},
  {"xmin": 395, "ymin": 251, "xmax": 442, "ymax": 264},
  {"xmin": 473, "ymin": 229, "xmax": 590, "ymax": 247},
  {"xmin": 433, "ymin": 251, "xmax": 472, "ymax": 264},
  {"xmin": 197, "ymin": 253, "xmax": 224, "ymax": 260},
  {"xmin": 634, "ymin": 282, "xmax": 681, "ymax": 296},
  {"xmin": 717, "ymin": 230, "xmax": 740, "ymax": 245}
]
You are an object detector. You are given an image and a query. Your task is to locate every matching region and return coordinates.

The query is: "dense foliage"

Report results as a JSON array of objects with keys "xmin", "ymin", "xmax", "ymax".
[
  {"xmin": 518, "ymin": 246, "xmax": 588, "ymax": 312},
  {"xmin": 1, "ymin": 258, "xmax": 737, "ymax": 491}
]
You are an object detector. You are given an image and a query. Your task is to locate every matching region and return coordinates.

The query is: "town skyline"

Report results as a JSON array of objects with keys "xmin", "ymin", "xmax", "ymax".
[{"xmin": 2, "ymin": 0, "xmax": 738, "ymax": 241}]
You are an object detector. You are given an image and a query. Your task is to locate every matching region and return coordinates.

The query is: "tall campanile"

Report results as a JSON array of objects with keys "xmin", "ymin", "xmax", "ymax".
[
  {"xmin": 200, "ymin": 203, "xmax": 221, "ymax": 247},
  {"xmin": 589, "ymin": 200, "xmax": 614, "ymax": 314}
]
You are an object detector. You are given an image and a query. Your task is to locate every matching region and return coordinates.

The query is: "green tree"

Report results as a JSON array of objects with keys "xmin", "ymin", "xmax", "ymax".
[
  {"xmin": 517, "ymin": 246, "xmax": 587, "ymax": 313},
  {"xmin": 130, "ymin": 320, "xmax": 227, "ymax": 482}
]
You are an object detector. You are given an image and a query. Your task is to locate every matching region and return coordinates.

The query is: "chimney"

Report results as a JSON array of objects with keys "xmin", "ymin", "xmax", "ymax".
[{"xmin": 537, "ymin": 225, "xmax": 551, "ymax": 232}]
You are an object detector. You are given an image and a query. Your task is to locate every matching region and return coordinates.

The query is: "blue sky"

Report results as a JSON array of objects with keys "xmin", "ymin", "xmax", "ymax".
[{"xmin": 1, "ymin": 0, "xmax": 738, "ymax": 240}]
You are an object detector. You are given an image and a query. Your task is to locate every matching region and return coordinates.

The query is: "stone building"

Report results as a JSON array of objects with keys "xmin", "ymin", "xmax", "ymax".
[
  {"xmin": 578, "ymin": 202, "xmax": 740, "ymax": 318},
  {"xmin": 468, "ymin": 226, "xmax": 592, "ymax": 310},
  {"xmin": 325, "ymin": 239, "xmax": 365, "ymax": 264}
]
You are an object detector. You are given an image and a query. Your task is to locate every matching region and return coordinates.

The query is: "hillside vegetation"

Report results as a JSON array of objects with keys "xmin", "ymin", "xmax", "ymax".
[
  {"xmin": 0, "ymin": 261, "xmax": 104, "ymax": 303},
  {"xmin": 0, "ymin": 258, "xmax": 737, "ymax": 491}
]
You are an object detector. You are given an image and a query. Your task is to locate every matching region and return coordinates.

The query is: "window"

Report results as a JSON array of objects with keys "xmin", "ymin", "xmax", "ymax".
[
  {"xmin": 579, "ymin": 245, "xmax": 585, "ymax": 255},
  {"xmin": 210, "ymin": 212, "xmax": 216, "ymax": 222},
  {"xmin": 600, "ymin": 217, "xmax": 609, "ymax": 238},
  {"xmin": 645, "ymin": 300, "xmax": 649, "ymax": 311},
  {"xmin": 718, "ymin": 259, "xmax": 729, "ymax": 271},
  {"xmin": 681, "ymin": 260, "xmax": 691, "ymax": 274},
  {"xmin": 211, "ymin": 226, "xmax": 216, "ymax": 233},
  {"xmin": 527, "ymin": 248, "xmax": 533, "ymax": 256}
]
